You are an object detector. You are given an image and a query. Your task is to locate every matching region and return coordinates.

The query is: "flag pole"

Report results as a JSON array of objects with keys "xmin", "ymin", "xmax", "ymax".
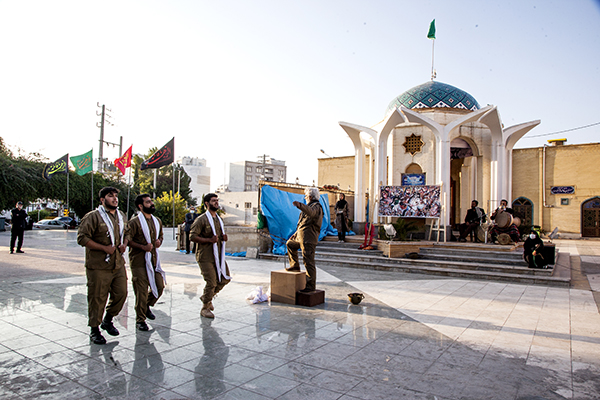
[
  {"xmin": 127, "ymin": 167, "xmax": 132, "ymax": 219},
  {"xmin": 431, "ymin": 38, "xmax": 435, "ymax": 81},
  {"xmin": 66, "ymin": 154, "xmax": 70, "ymax": 216},
  {"xmin": 428, "ymin": 19, "xmax": 436, "ymax": 81},
  {"xmin": 91, "ymin": 171, "xmax": 94, "ymax": 210},
  {"xmin": 172, "ymin": 163, "xmax": 176, "ymax": 239}
]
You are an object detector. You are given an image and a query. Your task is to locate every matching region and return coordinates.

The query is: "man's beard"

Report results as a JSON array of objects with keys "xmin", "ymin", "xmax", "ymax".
[
  {"xmin": 208, "ymin": 204, "xmax": 219, "ymax": 212},
  {"xmin": 143, "ymin": 205, "xmax": 156, "ymax": 214},
  {"xmin": 104, "ymin": 202, "xmax": 118, "ymax": 210}
]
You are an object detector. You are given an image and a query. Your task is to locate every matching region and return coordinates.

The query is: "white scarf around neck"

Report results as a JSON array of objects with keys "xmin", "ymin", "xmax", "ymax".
[
  {"xmin": 98, "ymin": 205, "xmax": 124, "ymax": 262},
  {"xmin": 138, "ymin": 212, "xmax": 166, "ymax": 298},
  {"xmin": 205, "ymin": 211, "xmax": 230, "ymax": 282}
]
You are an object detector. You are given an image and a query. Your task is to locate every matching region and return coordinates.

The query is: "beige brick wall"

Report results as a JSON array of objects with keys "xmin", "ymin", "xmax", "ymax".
[{"xmin": 512, "ymin": 143, "xmax": 600, "ymax": 235}]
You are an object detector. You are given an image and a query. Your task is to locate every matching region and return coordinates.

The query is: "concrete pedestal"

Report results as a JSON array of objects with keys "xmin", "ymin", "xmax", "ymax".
[
  {"xmin": 296, "ymin": 289, "xmax": 325, "ymax": 307},
  {"xmin": 270, "ymin": 270, "xmax": 306, "ymax": 304}
]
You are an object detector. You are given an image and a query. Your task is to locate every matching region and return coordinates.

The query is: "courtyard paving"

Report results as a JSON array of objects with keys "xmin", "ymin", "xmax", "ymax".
[{"xmin": 1, "ymin": 230, "xmax": 599, "ymax": 399}]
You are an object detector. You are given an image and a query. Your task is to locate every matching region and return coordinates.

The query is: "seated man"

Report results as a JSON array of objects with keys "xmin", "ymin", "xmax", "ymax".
[
  {"xmin": 523, "ymin": 230, "xmax": 547, "ymax": 268},
  {"xmin": 489, "ymin": 199, "xmax": 520, "ymax": 243},
  {"xmin": 458, "ymin": 200, "xmax": 486, "ymax": 242}
]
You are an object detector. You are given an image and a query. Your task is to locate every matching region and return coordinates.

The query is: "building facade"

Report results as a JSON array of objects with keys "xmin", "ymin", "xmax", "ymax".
[
  {"xmin": 229, "ymin": 158, "xmax": 286, "ymax": 192},
  {"xmin": 322, "ymin": 80, "xmax": 600, "ymax": 238},
  {"xmin": 179, "ymin": 157, "xmax": 210, "ymax": 203}
]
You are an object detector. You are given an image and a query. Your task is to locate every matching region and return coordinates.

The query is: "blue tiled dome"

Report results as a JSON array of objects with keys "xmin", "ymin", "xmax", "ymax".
[{"xmin": 387, "ymin": 81, "xmax": 480, "ymax": 113}]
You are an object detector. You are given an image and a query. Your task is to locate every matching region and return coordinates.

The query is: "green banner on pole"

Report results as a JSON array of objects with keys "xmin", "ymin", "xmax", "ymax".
[
  {"xmin": 70, "ymin": 149, "xmax": 93, "ymax": 176},
  {"xmin": 427, "ymin": 19, "xmax": 436, "ymax": 39}
]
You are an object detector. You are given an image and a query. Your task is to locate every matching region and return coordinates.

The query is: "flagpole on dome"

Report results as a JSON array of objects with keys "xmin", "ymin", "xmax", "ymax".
[{"xmin": 428, "ymin": 19, "xmax": 436, "ymax": 81}]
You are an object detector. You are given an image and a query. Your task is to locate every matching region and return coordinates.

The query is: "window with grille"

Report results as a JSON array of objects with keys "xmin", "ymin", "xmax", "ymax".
[{"xmin": 403, "ymin": 134, "xmax": 425, "ymax": 156}]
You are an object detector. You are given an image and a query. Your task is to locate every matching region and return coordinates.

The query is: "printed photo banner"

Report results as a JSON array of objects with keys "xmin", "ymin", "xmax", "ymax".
[{"xmin": 379, "ymin": 185, "xmax": 441, "ymax": 218}]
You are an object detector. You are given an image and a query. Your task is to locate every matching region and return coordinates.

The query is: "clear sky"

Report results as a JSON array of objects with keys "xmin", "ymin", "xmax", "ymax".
[{"xmin": 1, "ymin": 0, "xmax": 599, "ymax": 190}]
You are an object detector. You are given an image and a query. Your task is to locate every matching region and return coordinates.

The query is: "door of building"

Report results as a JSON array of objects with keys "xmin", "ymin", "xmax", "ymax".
[
  {"xmin": 512, "ymin": 198, "xmax": 533, "ymax": 228},
  {"xmin": 582, "ymin": 197, "xmax": 600, "ymax": 237}
]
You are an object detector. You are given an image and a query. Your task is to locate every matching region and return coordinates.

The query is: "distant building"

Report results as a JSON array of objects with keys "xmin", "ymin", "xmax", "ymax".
[
  {"xmin": 229, "ymin": 157, "xmax": 286, "ymax": 192},
  {"xmin": 218, "ymin": 191, "xmax": 259, "ymax": 226},
  {"xmin": 215, "ymin": 184, "xmax": 229, "ymax": 193},
  {"xmin": 178, "ymin": 157, "xmax": 210, "ymax": 203}
]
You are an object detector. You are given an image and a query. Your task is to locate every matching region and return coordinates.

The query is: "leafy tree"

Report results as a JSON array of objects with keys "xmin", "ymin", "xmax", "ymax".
[
  {"xmin": 27, "ymin": 209, "xmax": 51, "ymax": 223},
  {"xmin": 0, "ymin": 137, "xmax": 47, "ymax": 210},
  {"xmin": 132, "ymin": 150, "xmax": 195, "ymax": 207},
  {"xmin": 154, "ymin": 191, "xmax": 187, "ymax": 227}
]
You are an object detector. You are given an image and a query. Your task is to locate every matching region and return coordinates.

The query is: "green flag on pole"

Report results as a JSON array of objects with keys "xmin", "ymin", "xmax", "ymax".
[
  {"xmin": 427, "ymin": 19, "xmax": 436, "ymax": 39},
  {"xmin": 70, "ymin": 149, "xmax": 93, "ymax": 176}
]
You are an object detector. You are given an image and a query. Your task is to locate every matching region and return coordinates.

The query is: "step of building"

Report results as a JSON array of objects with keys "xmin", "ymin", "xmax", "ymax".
[
  {"xmin": 317, "ymin": 246, "xmax": 385, "ymax": 257},
  {"xmin": 258, "ymin": 241, "xmax": 569, "ymax": 287},
  {"xmin": 419, "ymin": 247, "xmax": 526, "ymax": 265}
]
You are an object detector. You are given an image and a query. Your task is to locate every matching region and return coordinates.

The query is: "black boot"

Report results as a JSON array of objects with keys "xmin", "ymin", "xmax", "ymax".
[
  {"xmin": 100, "ymin": 314, "xmax": 120, "ymax": 336},
  {"xmin": 146, "ymin": 306, "xmax": 155, "ymax": 320},
  {"xmin": 90, "ymin": 327, "xmax": 106, "ymax": 344},
  {"xmin": 136, "ymin": 321, "xmax": 149, "ymax": 331}
]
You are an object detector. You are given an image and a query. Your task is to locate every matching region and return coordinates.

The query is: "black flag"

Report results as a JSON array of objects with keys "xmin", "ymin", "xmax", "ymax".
[
  {"xmin": 43, "ymin": 154, "xmax": 69, "ymax": 181},
  {"xmin": 140, "ymin": 138, "xmax": 175, "ymax": 170}
]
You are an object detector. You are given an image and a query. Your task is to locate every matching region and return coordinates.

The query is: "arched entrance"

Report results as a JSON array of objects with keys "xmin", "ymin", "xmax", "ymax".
[
  {"xmin": 582, "ymin": 197, "xmax": 600, "ymax": 237},
  {"xmin": 450, "ymin": 138, "xmax": 476, "ymax": 227}
]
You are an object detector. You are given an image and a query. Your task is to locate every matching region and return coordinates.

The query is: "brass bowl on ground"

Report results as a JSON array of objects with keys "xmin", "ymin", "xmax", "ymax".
[{"xmin": 348, "ymin": 292, "xmax": 364, "ymax": 305}]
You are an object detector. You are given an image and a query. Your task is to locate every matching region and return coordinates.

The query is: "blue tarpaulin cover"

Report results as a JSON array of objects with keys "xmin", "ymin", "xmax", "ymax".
[{"xmin": 260, "ymin": 185, "xmax": 337, "ymax": 255}]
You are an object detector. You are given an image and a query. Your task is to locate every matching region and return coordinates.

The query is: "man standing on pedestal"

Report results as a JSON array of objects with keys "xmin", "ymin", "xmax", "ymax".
[
  {"xmin": 77, "ymin": 187, "xmax": 128, "ymax": 345},
  {"xmin": 286, "ymin": 187, "xmax": 323, "ymax": 292},
  {"xmin": 190, "ymin": 193, "xmax": 231, "ymax": 318},
  {"xmin": 126, "ymin": 194, "xmax": 165, "ymax": 331}
]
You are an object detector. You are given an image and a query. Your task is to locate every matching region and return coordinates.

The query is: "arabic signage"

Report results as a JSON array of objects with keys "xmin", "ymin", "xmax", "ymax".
[
  {"xmin": 551, "ymin": 186, "xmax": 575, "ymax": 195},
  {"xmin": 401, "ymin": 173, "xmax": 426, "ymax": 186}
]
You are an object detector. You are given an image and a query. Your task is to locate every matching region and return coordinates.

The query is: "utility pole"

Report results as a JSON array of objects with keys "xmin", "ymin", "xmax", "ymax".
[
  {"xmin": 258, "ymin": 154, "xmax": 269, "ymax": 180},
  {"xmin": 96, "ymin": 103, "xmax": 120, "ymax": 172}
]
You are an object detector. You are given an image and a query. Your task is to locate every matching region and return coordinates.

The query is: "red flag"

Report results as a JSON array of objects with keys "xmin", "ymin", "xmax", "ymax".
[{"xmin": 114, "ymin": 145, "xmax": 132, "ymax": 175}]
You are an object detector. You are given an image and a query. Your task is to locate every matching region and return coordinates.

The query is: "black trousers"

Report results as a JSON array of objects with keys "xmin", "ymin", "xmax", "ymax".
[
  {"xmin": 185, "ymin": 231, "xmax": 196, "ymax": 253},
  {"xmin": 10, "ymin": 229, "xmax": 24, "ymax": 251}
]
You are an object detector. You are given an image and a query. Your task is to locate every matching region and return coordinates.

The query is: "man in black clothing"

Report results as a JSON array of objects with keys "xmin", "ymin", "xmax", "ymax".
[
  {"xmin": 10, "ymin": 201, "xmax": 27, "ymax": 254},
  {"xmin": 523, "ymin": 231, "xmax": 546, "ymax": 268},
  {"xmin": 458, "ymin": 200, "xmax": 486, "ymax": 242},
  {"xmin": 184, "ymin": 207, "xmax": 199, "ymax": 254}
]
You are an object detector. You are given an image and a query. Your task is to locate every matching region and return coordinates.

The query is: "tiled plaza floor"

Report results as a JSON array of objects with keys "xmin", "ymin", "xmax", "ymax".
[{"xmin": 1, "ymin": 231, "xmax": 599, "ymax": 399}]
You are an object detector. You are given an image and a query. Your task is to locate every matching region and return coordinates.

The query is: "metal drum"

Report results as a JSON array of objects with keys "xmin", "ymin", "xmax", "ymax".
[{"xmin": 495, "ymin": 210, "xmax": 513, "ymax": 229}]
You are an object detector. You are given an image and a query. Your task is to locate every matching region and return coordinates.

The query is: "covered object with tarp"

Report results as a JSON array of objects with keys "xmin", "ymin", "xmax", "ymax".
[{"xmin": 260, "ymin": 185, "xmax": 335, "ymax": 255}]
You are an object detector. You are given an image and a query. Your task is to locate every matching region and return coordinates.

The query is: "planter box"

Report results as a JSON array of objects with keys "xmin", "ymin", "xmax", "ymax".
[{"xmin": 376, "ymin": 240, "xmax": 435, "ymax": 258}]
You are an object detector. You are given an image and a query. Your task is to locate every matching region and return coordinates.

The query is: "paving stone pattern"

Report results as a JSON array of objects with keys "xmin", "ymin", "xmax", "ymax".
[{"xmin": 1, "ymin": 231, "xmax": 599, "ymax": 399}]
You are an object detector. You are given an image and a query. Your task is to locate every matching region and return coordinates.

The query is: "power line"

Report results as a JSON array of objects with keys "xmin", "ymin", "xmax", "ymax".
[{"xmin": 524, "ymin": 121, "xmax": 600, "ymax": 138}]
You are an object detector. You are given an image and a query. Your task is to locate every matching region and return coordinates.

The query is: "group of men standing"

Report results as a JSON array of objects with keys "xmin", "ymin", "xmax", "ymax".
[{"xmin": 77, "ymin": 187, "xmax": 230, "ymax": 345}]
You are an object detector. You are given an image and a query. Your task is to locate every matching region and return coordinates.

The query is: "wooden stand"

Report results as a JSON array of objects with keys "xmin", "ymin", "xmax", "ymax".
[
  {"xmin": 270, "ymin": 270, "xmax": 306, "ymax": 304},
  {"xmin": 296, "ymin": 289, "xmax": 325, "ymax": 307}
]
